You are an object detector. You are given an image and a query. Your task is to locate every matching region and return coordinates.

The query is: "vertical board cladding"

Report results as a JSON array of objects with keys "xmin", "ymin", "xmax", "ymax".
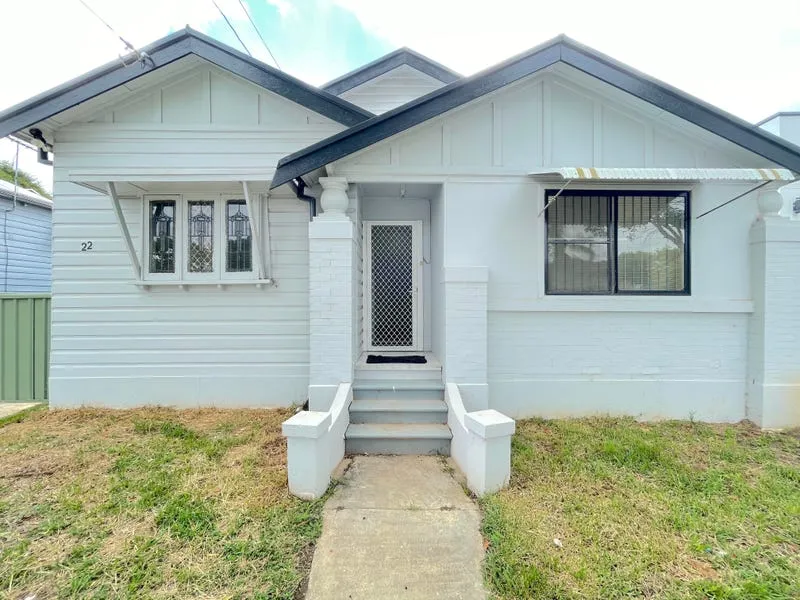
[
  {"xmin": 440, "ymin": 179, "xmax": 759, "ymax": 422},
  {"xmin": 337, "ymin": 71, "xmax": 775, "ymax": 175},
  {"xmin": 47, "ymin": 65, "xmax": 347, "ymax": 408},
  {"xmin": 0, "ymin": 295, "xmax": 50, "ymax": 401},
  {"xmin": 0, "ymin": 199, "xmax": 53, "ymax": 293}
]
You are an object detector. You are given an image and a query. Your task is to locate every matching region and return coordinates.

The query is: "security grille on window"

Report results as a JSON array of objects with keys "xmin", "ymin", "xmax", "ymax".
[{"xmin": 545, "ymin": 191, "xmax": 689, "ymax": 295}]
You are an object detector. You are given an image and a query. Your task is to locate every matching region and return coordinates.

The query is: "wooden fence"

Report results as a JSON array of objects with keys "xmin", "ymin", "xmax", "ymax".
[{"xmin": 0, "ymin": 294, "xmax": 50, "ymax": 402}]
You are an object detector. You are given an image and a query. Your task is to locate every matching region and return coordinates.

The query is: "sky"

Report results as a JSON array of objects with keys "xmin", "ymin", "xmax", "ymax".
[{"xmin": 1, "ymin": 0, "xmax": 799, "ymax": 193}]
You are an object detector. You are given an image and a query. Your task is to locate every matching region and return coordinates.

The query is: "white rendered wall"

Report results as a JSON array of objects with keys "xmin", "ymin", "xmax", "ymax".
[
  {"xmin": 338, "ymin": 65, "xmax": 446, "ymax": 115},
  {"xmin": 49, "ymin": 63, "xmax": 344, "ymax": 408},
  {"xmin": 448, "ymin": 179, "xmax": 754, "ymax": 422},
  {"xmin": 334, "ymin": 65, "xmax": 784, "ymax": 422}
]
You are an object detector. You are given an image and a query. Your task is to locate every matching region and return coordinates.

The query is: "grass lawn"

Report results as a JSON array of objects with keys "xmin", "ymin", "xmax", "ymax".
[
  {"xmin": 482, "ymin": 418, "xmax": 800, "ymax": 600},
  {"xmin": 0, "ymin": 407, "xmax": 324, "ymax": 599}
]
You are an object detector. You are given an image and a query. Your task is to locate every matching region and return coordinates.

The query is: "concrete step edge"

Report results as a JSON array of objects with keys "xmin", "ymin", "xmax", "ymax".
[
  {"xmin": 345, "ymin": 423, "xmax": 453, "ymax": 440},
  {"xmin": 350, "ymin": 399, "xmax": 447, "ymax": 412},
  {"xmin": 352, "ymin": 381, "xmax": 446, "ymax": 391}
]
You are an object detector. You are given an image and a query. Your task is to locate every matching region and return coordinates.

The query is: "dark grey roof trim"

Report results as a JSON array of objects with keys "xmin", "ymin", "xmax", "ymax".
[
  {"xmin": 755, "ymin": 111, "xmax": 800, "ymax": 127},
  {"xmin": 0, "ymin": 28, "xmax": 372, "ymax": 139},
  {"xmin": 273, "ymin": 35, "xmax": 800, "ymax": 188},
  {"xmin": 322, "ymin": 47, "xmax": 460, "ymax": 96}
]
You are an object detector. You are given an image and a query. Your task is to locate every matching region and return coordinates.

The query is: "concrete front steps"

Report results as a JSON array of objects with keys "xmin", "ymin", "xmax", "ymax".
[{"xmin": 345, "ymin": 379, "xmax": 452, "ymax": 455}]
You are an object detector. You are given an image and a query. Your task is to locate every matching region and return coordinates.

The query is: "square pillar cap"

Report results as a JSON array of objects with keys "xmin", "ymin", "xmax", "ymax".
[
  {"xmin": 282, "ymin": 410, "xmax": 331, "ymax": 438},
  {"xmin": 465, "ymin": 410, "xmax": 515, "ymax": 438}
]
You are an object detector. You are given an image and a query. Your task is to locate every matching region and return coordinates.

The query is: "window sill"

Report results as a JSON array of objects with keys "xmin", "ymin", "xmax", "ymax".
[
  {"xmin": 133, "ymin": 279, "xmax": 274, "ymax": 290},
  {"xmin": 490, "ymin": 296, "xmax": 754, "ymax": 313}
]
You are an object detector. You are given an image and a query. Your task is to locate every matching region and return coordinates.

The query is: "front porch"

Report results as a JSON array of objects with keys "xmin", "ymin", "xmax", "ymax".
[{"xmin": 284, "ymin": 176, "xmax": 515, "ymax": 499}]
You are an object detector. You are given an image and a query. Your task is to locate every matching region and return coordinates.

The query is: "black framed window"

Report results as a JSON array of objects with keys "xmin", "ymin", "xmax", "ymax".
[{"xmin": 545, "ymin": 190, "xmax": 690, "ymax": 295}]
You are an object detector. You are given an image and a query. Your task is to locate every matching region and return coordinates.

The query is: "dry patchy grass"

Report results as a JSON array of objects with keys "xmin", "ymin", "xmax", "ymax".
[
  {"xmin": 0, "ymin": 407, "xmax": 325, "ymax": 599},
  {"xmin": 482, "ymin": 418, "xmax": 800, "ymax": 600}
]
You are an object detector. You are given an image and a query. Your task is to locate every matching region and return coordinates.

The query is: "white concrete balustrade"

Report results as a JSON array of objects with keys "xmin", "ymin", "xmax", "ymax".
[
  {"xmin": 282, "ymin": 382, "xmax": 352, "ymax": 499},
  {"xmin": 445, "ymin": 382, "xmax": 515, "ymax": 496}
]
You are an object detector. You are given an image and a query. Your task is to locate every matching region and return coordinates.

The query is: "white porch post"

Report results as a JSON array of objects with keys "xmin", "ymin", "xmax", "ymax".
[
  {"xmin": 443, "ymin": 266, "xmax": 489, "ymax": 411},
  {"xmin": 747, "ymin": 190, "xmax": 800, "ymax": 429},
  {"xmin": 308, "ymin": 176, "xmax": 356, "ymax": 411}
]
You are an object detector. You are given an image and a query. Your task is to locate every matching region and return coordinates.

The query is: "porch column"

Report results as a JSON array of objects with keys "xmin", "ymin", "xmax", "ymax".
[
  {"xmin": 746, "ymin": 190, "xmax": 800, "ymax": 428},
  {"xmin": 308, "ymin": 177, "xmax": 356, "ymax": 411},
  {"xmin": 443, "ymin": 266, "xmax": 489, "ymax": 411}
]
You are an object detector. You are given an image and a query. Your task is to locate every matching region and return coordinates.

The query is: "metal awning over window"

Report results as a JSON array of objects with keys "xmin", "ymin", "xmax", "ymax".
[
  {"xmin": 532, "ymin": 167, "xmax": 799, "ymax": 220},
  {"xmin": 529, "ymin": 167, "xmax": 796, "ymax": 182}
]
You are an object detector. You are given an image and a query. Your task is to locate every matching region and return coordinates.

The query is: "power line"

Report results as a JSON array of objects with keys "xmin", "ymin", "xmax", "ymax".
[
  {"xmin": 76, "ymin": 0, "xmax": 152, "ymax": 66},
  {"xmin": 211, "ymin": 0, "xmax": 252, "ymax": 57},
  {"xmin": 236, "ymin": 0, "xmax": 281, "ymax": 70}
]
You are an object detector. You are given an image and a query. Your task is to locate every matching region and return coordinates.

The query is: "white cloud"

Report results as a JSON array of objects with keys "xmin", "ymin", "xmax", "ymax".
[
  {"xmin": 265, "ymin": 0, "xmax": 294, "ymax": 18},
  {"xmin": 332, "ymin": 0, "xmax": 800, "ymax": 121}
]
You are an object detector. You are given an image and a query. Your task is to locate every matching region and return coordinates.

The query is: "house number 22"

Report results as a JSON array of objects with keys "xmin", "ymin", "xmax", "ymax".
[{"xmin": 81, "ymin": 241, "xmax": 93, "ymax": 251}]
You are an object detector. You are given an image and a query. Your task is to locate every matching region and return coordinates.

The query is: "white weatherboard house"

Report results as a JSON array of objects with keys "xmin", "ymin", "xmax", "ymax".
[{"xmin": 2, "ymin": 29, "xmax": 800, "ymax": 497}]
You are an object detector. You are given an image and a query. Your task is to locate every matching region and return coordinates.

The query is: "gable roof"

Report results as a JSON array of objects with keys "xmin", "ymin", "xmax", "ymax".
[
  {"xmin": 322, "ymin": 47, "xmax": 461, "ymax": 96},
  {"xmin": 272, "ymin": 35, "xmax": 800, "ymax": 188},
  {"xmin": 0, "ymin": 27, "xmax": 373, "ymax": 139}
]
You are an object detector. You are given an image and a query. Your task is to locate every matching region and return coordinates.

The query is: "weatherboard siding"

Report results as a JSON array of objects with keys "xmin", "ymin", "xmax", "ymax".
[
  {"xmin": 338, "ymin": 65, "xmax": 447, "ymax": 115},
  {"xmin": 0, "ymin": 199, "xmax": 52, "ymax": 293},
  {"xmin": 48, "ymin": 67, "xmax": 344, "ymax": 408},
  {"xmin": 49, "ymin": 180, "xmax": 310, "ymax": 408}
]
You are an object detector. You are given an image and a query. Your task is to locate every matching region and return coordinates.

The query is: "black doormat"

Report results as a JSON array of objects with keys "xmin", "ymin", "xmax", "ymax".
[{"xmin": 366, "ymin": 354, "xmax": 427, "ymax": 364}]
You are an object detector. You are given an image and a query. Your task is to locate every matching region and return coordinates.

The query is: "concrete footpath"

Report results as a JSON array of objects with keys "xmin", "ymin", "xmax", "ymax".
[
  {"xmin": 0, "ymin": 403, "xmax": 40, "ymax": 420},
  {"xmin": 305, "ymin": 455, "xmax": 487, "ymax": 600}
]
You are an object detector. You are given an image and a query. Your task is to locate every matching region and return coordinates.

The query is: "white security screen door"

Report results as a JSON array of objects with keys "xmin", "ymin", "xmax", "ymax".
[{"xmin": 364, "ymin": 221, "xmax": 422, "ymax": 351}]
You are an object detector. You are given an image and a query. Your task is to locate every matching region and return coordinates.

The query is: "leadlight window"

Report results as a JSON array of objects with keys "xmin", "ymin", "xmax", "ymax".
[
  {"xmin": 149, "ymin": 200, "xmax": 175, "ymax": 274},
  {"xmin": 187, "ymin": 201, "xmax": 214, "ymax": 273},
  {"xmin": 226, "ymin": 200, "xmax": 252, "ymax": 272},
  {"xmin": 545, "ymin": 191, "xmax": 689, "ymax": 295}
]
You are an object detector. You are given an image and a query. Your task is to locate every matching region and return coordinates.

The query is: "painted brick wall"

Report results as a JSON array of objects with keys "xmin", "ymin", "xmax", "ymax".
[
  {"xmin": 489, "ymin": 310, "xmax": 749, "ymax": 421},
  {"xmin": 747, "ymin": 217, "xmax": 800, "ymax": 428},
  {"xmin": 308, "ymin": 220, "xmax": 356, "ymax": 408},
  {"xmin": 444, "ymin": 267, "xmax": 489, "ymax": 410}
]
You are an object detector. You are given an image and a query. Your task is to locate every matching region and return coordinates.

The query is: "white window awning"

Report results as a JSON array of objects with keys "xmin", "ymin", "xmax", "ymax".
[{"xmin": 529, "ymin": 167, "xmax": 797, "ymax": 182}]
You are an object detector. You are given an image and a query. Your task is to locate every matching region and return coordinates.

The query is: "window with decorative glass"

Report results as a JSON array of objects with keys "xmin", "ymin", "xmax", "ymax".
[
  {"xmin": 544, "ymin": 190, "xmax": 689, "ymax": 295},
  {"xmin": 143, "ymin": 194, "xmax": 256, "ymax": 281}
]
